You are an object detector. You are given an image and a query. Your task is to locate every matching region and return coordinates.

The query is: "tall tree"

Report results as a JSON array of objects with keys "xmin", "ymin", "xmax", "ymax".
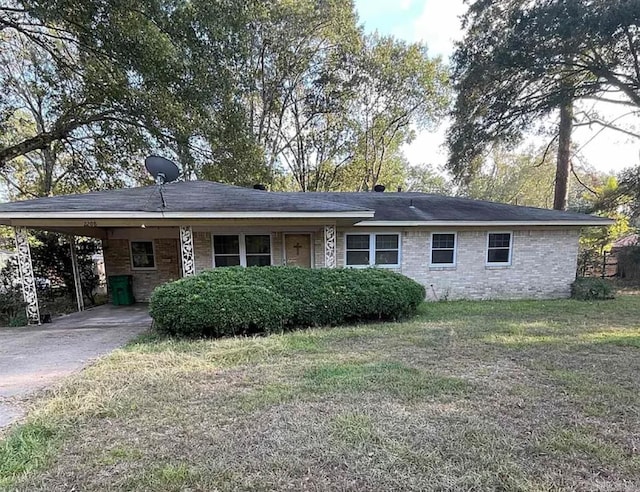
[
  {"xmin": 344, "ymin": 34, "xmax": 449, "ymax": 191},
  {"xmin": 238, "ymin": 0, "xmax": 360, "ymax": 190},
  {"xmin": 0, "ymin": 0, "xmax": 255, "ymax": 196},
  {"xmin": 447, "ymin": 0, "xmax": 640, "ymax": 210}
]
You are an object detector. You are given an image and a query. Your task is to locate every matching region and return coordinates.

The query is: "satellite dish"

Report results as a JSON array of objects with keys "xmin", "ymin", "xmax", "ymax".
[{"xmin": 145, "ymin": 155, "xmax": 180, "ymax": 185}]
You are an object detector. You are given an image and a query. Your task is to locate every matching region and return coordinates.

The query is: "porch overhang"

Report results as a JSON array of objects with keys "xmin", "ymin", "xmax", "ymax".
[{"xmin": 0, "ymin": 211, "xmax": 374, "ymax": 239}]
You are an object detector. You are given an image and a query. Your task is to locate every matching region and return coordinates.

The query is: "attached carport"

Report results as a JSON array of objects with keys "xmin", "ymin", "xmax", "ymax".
[{"xmin": 0, "ymin": 181, "xmax": 373, "ymax": 324}]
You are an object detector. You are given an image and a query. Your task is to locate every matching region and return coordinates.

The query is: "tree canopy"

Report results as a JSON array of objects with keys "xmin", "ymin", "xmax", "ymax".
[
  {"xmin": 0, "ymin": 0, "xmax": 449, "ymax": 196},
  {"xmin": 0, "ymin": 0, "xmax": 256, "ymax": 196},
  {"xmin": 447, "ymin": 0, "xmax": 640, "ymax": 208}
]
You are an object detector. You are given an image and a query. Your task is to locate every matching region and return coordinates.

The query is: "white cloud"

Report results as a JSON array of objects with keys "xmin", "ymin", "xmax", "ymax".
[
  {"xmin": 411, "ymin": 0, "xmax": 466, "ymax": 59},
  {"xmin": 402, "ymin": 123, "xmax": 449, "ymax": 170}
]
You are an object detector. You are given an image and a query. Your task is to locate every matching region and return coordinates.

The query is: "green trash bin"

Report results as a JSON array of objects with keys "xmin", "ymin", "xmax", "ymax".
[{"xmin": 108, "ymin": 275, "xmax": 135, "ymax": 306}]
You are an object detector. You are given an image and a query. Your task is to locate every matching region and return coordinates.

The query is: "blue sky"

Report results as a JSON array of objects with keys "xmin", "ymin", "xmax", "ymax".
[
  {"xmin": 353, "ymin": 0, "xmax": 638, "ymax": 175},
  {"xmin": 354, "ymin": 0, "xmax": 465, "ymax": 59}
]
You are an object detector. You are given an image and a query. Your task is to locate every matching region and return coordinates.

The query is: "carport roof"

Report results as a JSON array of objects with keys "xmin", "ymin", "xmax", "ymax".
[{"xmin": 0, "ymin": 181, "xmax": 373, "ymax": 220}]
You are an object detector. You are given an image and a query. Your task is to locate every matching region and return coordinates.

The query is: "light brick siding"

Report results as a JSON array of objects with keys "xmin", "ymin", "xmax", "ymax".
[
  {"xmin": 103, "ymin": 238, "xmax": 180, "ymax": 302},
  {"xmin": 397, "ymin": 228, "xmax": 580, "ymax": 300},
  {"xmin": 103, "ymin": 225, "xmax": 580, "ymax": 302},
  {"xmin": 193, "ymin": 232, "xmax": 212, "ymax": 274}
]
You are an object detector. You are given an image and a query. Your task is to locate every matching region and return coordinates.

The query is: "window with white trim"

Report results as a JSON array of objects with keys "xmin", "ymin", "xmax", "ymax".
[
  {"xmin": 430, "ymin": 233, "xmax": 456, "ymax": 265},
  {"xmin": 130, "ymin": 240, "xmax": 156, "ymax": 269},
  {"xmin": 487, "ymin": 232, "xmax": 512, "ymax": 264},
  {"xmin": 213, "ymin": 234, "xmax": 271, "ymax": 267},
  {"xmin": 345, "ymin": 233, "xmax": 400, "ymax": 267}
]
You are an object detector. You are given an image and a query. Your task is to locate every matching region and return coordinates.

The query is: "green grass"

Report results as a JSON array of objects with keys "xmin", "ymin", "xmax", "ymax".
[
  {"xmin": 0, "ymin": 422, "xmax": 59, "ymax": 486},
  {"xmin": 2, "ymin": 296, "xmax": 640, "ymax": 490}
]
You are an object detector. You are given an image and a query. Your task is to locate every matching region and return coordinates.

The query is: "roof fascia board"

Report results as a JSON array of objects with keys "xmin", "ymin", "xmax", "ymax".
[
  {"xmin": 0, "ymin": 210, "xmax": 375, "ymax": 220},
  {"xmin": 355, "ymin": 220, "xmax": 614, "ymax": 227}
]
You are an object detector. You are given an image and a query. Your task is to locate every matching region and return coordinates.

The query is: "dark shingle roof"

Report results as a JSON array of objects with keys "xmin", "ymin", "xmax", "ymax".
[
  {"xmin": 0, "ymin": 181, "xmax": 368, "ymax": 214},
  {"xmin": 0, "ymin": 180, "xmax": 612, "ymax": 224},
  {"xmin": 301, "ymin": 192, "xmax": 612, "ymax": 223}
]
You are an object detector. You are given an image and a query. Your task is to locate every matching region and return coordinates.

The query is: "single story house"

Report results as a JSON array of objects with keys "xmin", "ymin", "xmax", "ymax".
[{"xmin": 0, "ymin": 180, "xmax": 612, "ymax": 323}]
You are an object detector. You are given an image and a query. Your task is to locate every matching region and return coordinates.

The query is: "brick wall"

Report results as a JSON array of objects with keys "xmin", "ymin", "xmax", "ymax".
[
  {"xmin": 103, "ymin": 238, "xmax": 180, "ymax": 302},
  {"xmin": 193, "ymin": 232, "xmax": 212, "ymax": 274},
  {"xmin": 397, "ymin": 228, "xmax": 580, "ymax": 300},
  {"xmin": 105, "ymin": 226, "xmax": 580, "ymax": 302}
]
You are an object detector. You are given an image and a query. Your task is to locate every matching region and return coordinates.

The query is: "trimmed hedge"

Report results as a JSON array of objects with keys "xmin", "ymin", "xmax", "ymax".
[
  {"xmin": 570, "ymin": 277, "xmax": 614, "ymax": 301},
  {"xmin": 149, "ymin": 267, "xmax": 426, "ymax": 337}
]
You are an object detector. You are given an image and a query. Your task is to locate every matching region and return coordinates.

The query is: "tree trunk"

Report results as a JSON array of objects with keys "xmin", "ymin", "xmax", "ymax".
[
  {"xmin": 41, "ymin": 145, "xmax": 56, "ymax": 197},
  {"xmin": 553, "ymin": 99, "xmax": 573, "ymax": 210}
]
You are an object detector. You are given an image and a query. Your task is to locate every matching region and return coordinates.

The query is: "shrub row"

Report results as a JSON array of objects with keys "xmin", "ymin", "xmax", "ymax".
[
  {"xmin": 570, "ymin": 277, "xmax": 614, "ymax": 301},
  {"xmin": 149, "ymin": 266, "xmax": 426, "ymax": 337}
]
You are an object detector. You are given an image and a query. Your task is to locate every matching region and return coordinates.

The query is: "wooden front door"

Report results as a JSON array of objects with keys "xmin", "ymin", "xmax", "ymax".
[{"xmin": 284, "ymin": 234, "xmax": 312, "ymax": 268}]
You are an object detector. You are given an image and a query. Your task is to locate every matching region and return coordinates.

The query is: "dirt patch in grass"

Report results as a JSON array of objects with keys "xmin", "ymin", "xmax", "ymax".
[{"xmin": 2, "ymin": 296, "xmax": 640, "ymax": 490}]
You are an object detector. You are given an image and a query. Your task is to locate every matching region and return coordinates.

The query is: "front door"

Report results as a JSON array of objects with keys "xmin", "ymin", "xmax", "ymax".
[{"xmin": 284, "ymin": 234, "xmax": 312, "ymax": 268}]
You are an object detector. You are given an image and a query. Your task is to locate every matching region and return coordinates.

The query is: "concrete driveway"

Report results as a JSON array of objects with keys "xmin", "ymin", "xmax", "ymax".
[{"xmin": 0, "ymin": 304, "xmax": 151, "ymax": 428}]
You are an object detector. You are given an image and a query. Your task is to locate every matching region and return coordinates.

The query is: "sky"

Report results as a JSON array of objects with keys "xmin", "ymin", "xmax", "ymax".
[{"xmin": 354, "ymin": 0, "xmax": 640, "ymax": 176}]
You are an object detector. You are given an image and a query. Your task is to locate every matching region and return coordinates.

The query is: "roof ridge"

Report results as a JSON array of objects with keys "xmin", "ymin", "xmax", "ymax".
[{"xmin": 266, "ymin": 189, "xmax": 372, "ymax": 212}]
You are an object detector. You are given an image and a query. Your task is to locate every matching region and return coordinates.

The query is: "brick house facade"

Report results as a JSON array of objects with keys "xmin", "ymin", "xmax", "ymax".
[
  {"xmin": 102, "ymin": 224, "xmax": 581, "ymax": 302},
  {"xmin": 0, "ymin": 180, "xmax": 612, "ymax": 322}
]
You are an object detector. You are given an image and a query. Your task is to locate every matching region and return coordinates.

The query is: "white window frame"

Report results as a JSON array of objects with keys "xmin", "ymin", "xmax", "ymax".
[
  {"xmin": 486, "ymin": 231, "xmax": 513, "ymax": 266},
  {"xmin": 429, "ymin": 232, "xmax": 457, "ymax": 267},
  {"xmin": 211, "ymin": 233, "xmax": 273, "ymax": 268},
  {"xmin": 344, "ymin": 233, "xmax": 401, "ymax": 268},
  {"xmin": 130, "ymin": 240, "xmax": 156, "ymax": 271}
]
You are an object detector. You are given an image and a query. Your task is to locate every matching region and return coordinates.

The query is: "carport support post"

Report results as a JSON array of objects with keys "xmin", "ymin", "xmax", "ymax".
[
  {"xmin": 324, "ymin": 224, "xmax": 336, "ymax": 268},
  {"xmin": 180, "ymin": 225, "xmax": 195, "ymax": 277},
  {"xmin": 14, "ymin": 227, "xmax": 40, "ymax": 324},
  {"xmin": 68, "ymin": 236, "xmax": 84, "ymax": 312}
]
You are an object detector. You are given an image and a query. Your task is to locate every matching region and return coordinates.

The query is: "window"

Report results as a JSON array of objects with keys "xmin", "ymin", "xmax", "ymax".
[
  {"xmin": 487, "ymin": 232, "xmax": 512, "ymax": 264},
  {"xmin": 245, "ymin": 235, "xmax": 271, "ymax": 266},
  {"xmin": 213, "ymin": 234, "xmax": 271, "ymax": 267},
  {"xmin": 213, "ymin": 235, "xmax": 241, "ymax": 267},
  {"xmin": 345, "ymin": 233, "xmax": 400, "ymax": 267},
  {"xmin": 430, "ymin": 233, "xmax": 456, "ymax": 265},
  {"xmin": 346, "ymin": 234, "xmax": 370, "ymax": 266},
  {"xmin": 130, "ymin": 241, "xmax": 155, "ymax": 269}
]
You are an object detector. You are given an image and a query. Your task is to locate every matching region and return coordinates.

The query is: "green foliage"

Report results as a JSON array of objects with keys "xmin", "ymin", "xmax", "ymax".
[
  {"xmin": 29, "ymin": 232, "xmax": 101, "ymax": 305},
  {"xmin": 574, "ymin": 176, "xmax": 633, "ymax": 277},
  {"xmin": 618, "ymin": 165, "xmax": 640, "ymax": 220},
  {"xmin": 0, "ymin": 231, "xmax": 100, "ymax": 311},
  {"xmin": 571, "ymin": 277, "xmax": 615, "ymax": 301},
  {"xmin": 0, "ymin": 1, "xmax": 449, "ymax": 195},
  {"xmin": 403, "ymin": 164, "xmax": 450, "ymax": 194},
  {"xmin": 448, "ymin": 0, "xmax": 640, "ymax": 185},
  {"xmin": 459, "ymin": 146, "xmax": 557, "ymax": 208},
  {"xmin": 0, "ymin": 287, "xmax": 27, "ymax": 326},
  {"xmin": 149, "ymin": 284, "xmax": 292, "ymax": 337},
  {"xmin": 0, "ymin": 0, "xmax": 258, "ymax": 195},
  {"xmin": 149, "ymin": 267, "xmax": 426, "ymax": 337}
]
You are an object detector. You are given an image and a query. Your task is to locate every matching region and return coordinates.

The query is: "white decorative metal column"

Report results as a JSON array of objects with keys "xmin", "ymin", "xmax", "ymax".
[
  {"xmin": 14, "ymin": 227, "xmax": 40, "ymax": 324},
  {"xmin": 179, "ymin": 225, "xmax": 196, "ymax": 277},
  {"xmin": 68, "ymin": 236, "xmax": 85, "ymax": 312},
  {"xmin": 324, "ymin": 224, "xmax": 336, "ymax": 268}
]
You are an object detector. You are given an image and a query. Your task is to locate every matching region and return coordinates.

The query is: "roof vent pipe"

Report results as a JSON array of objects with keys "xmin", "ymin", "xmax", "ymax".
[
  {"xmin": 373, "ymin": 184, "xmax": 386, "ymax": 192},
  {"xmin": 253, "ymin": 184, "xmax": 266, "ymax": 190}
]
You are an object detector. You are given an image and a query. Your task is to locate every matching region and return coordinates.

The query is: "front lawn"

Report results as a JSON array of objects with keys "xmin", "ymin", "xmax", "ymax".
[{"xmin": 2, "ymin": 297, "xmax": 640, "ymax": 490}]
